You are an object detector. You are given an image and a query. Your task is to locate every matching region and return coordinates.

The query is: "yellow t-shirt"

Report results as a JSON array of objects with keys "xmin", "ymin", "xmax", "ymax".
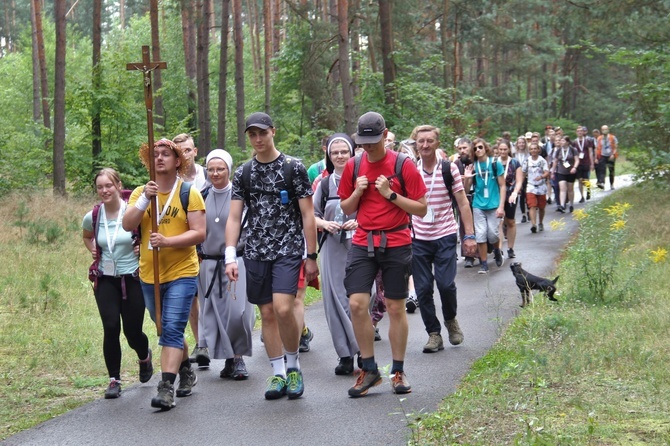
[{"xmin": 128, "ymin": 180, "xmax": 206, "ymax": 284}]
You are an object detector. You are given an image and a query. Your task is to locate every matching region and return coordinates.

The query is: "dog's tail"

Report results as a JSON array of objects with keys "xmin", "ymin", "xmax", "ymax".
[{"xmin": 553, "ymin": 276, "xmax": 560, "ymax": 284}]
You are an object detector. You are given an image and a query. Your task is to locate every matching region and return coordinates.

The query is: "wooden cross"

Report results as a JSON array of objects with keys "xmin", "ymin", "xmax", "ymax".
[{"xmin": 126, "ymin": 46, "xmax": 167, "ymax": 335}]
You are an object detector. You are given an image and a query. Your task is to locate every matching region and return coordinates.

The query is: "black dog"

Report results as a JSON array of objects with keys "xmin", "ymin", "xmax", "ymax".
[{"xmin": 510, "ymin": 262, "xmax": 559, "ymax": 307}]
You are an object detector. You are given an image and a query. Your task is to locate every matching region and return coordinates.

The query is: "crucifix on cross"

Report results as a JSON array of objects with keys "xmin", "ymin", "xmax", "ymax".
[{"xmin": 126, "ymin": 46, "xmax": 167, "ymax": 335}]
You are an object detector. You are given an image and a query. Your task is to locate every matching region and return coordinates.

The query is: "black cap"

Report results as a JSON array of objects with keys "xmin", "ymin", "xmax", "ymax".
[
  {"xmin": 245, "ymin": 112, "xmax": 274, "ymax": 132},
  {"xmin": 355, "ymin": 111, "xmax": 386, "ymax": 144}
]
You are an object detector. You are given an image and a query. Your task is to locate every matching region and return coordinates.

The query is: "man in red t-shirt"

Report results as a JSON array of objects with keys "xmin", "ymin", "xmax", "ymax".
[{"xmin": 338, "ymin": 111, "xmax": 427, "ymax": 398}]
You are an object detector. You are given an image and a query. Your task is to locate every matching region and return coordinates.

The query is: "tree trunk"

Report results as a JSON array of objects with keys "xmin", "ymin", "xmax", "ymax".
[
  {"xmin": 350, "ymin": 0, "xmax": 360, "ymax": 98},
  {"xmin": 233, "ymin": 0, "xmax": 246, "ymax": 150},
  {"xmin": 263, "ymin": 0, "xmax": 271, "ymax": 113},
  {"xmin": 53, "ymin": 0, "xmax": 66, "ymax": 196},
  {"xmin": 33, "ymin": 0, "xmax": 50, "ymax": 131},
  {"xmin": 378, "ymin": 0, "xmax": 395, "ymax": 105},
  {"xmin": 338, "ymin": 0, "xmax": 355, "ymax": 134},
  {"xmin": 197, "ymin": 0, "xmax": 212, "ymax": 153},
  {"xmin": 181, "ymin": 0, "xmax": 197, "ymax": 131},
  {"xmin": 30, "ymin": 0, "xmax": 40, "ymax": 121},
  {"xmin": 119, "ymin": 0, "xmax": 125, "ymax": 29},
  {"xmin": 272, "ymin": 0, "xmax": 281, "ymax": 56},
  {"xmin": 92, "ymin": 0, "xmax": 102, "ymax": 164},
  {"xmin": 149, "ymin": 0, "xmax": 165, "ymax": 130},
  {"xmin": 217, "ymin": 0, "xmax": 230, "ymax": 149},
  {"xmin": 246, "ymin": 0, "xmax": 261, "ymax": 86},
  {"xmin": 441, "ymin": 0, "xmax": 450, "ymax": 98}
]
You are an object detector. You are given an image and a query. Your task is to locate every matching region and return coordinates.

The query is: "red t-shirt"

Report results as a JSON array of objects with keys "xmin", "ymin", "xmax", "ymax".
[{"xmin": 338, "ymin": 150, "xmax": 426, "ymax": 248}]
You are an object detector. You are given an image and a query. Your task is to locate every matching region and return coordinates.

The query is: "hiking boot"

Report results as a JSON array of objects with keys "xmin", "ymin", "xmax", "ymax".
[
  {"xmin": 220, "ymin": 358, "xmax": 234, "ymax": 379},
  {"xmin": 348, "ymin": 368, "xmax": 382, "ymax": 398},
  {"xmin": 494, "ymin": 248, "xmax": 504, "ymax": 267},
  {"xmin": 530, "ymin": 225, "xmax": 537, "ymax": 234},
  {"xmin": 478, "ymin": 263, "xmax": 489, "ymax": 274},
  {"xmin": 335, "ymin": 357, "xmax": 354, "ymax": 375},
  {"xmin": 406, "ymin": 294, "xmax": 418, "ymax": 313},
  {"xmin": 264, "ymin": 375, "xmax": 287, "ymax": 400},
  {"xmin": 192, "ymin": 346, "xmax": 210, "ymax": 368},
  {"xmin": 104, "ymin": 379, "xmax": 121, "ymax": 399},
  {"xmin": 464, "ymin": 257, "xmax": 474, "ymax": 268},
  {"xmin": 507, "ymin": 248, "xmax": 516, "ymax": 259},
  {"xmin": 539, "ymin": 223, "xmax": 544, "ymax": 232},
  {"xmin": 231, "ymin": 357, "xmax": 249, "ymax": 380},
  {"xmin": 422, "ymin": 332, "xmax": 444, "ymax": 353},
  {"xmin": 176, "ymin": 366, "xmax": 197, "ymax": 397},
  {"xmin": 390, "ymin": 371, "xmax": 412, "ymax": 394},
  {"xmin": 286, "ymin": 368, "xmax": 304, "ymax": 400},
  {"xmin": 299, "ymin": 327, "xmax": 314, "ymax": 352},
  {"xmin": 446, "ymin": 318, "xmax": 464, "ymax": 345},
  {"xmin": 151, "ymin": 380, "xmax": 175, "ymax": 410},
  {"xmin": 138, "ymin": 349, "xmax": 153, "ymax": 383},
  {"xmin": 374, "ymin": 327, "xmax": 381, "ymax": 341}
]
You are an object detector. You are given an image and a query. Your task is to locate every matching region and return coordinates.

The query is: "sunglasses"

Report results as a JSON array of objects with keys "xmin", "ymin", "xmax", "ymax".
[{"xmin": 475, "ymin": 145, "xmax": 485, "ymax": 150}]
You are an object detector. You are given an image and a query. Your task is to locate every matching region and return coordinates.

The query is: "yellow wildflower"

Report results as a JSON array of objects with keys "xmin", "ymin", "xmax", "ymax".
[
  {"xmin": 604, "ymin": 202, "xmax": 631, "ymax": 218},
  {"xmin": 650, "ymin": 247, "xmax": 668, "ymax": 264},
  {"xmin": 572, "ymin": 209, "xmax": 588, "ymax": 221},
  {"xmin": 610, "ymin": 220, "xmax": 626, "ymax": 231},
  {"xmin": 550, "ymin": 219, "xmax": 566, "ymax": 231}
]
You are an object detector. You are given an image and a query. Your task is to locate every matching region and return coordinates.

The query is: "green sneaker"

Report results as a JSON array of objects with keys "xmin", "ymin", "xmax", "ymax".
[
  {"xmin": 286, "ymin": 368, "xmax": 304, "ymax": 400},
  {"xmin": 264, "ymin": 375, "xmax": 287, "ymax": 400}
]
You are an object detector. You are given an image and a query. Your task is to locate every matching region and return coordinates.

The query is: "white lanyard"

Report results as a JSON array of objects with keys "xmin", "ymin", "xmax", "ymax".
[
  {"xmin": 417, "ymin": 156, "xmax": 440, "ymax": 198},
  {"xmin": 156, "ymin": 179, "xmax": 180, "ymax": 226},
  {"xmin": 502, "ymin": 157, "xmax": 511, "ymax": 178},
  {"xmin": 561, "ymin": 147, "xmax": 569, "ymax": 162},
  {"xmin": 476, "ymin": 158, "xmax": 490, "ymax": 187},
  {"xmin": 576, "ymin": 138, "xmax": 584, "ymax": 152},
  {"xmin": 101, "ymin": 201, "xmax": 125, "ymax": 259}
]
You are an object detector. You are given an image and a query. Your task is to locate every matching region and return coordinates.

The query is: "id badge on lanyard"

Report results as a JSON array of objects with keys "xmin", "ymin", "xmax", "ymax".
[{"xmin": 422, "ymin": 206, "xmax": 435, "ymax": 223}]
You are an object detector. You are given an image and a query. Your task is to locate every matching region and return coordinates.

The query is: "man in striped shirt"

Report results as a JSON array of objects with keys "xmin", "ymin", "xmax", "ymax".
[{"xmin": 410, "ymin": 125, "xmax": 476, "ymax": 353}]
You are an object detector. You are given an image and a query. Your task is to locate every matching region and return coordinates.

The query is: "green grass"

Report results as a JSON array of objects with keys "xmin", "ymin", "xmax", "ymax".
[{"xmin": 411, "ymin": 183, "xmax": 670, "ymax": 445}]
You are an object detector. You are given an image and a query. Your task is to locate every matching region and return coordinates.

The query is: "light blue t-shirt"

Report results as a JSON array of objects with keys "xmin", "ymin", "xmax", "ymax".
[
  {"xmin": 82, "ymin": 204, "xmax": 139, "ymax": 276},
  {"xmin": 472, "ymin": 157, "xmax": 504, "ymax": 211}
]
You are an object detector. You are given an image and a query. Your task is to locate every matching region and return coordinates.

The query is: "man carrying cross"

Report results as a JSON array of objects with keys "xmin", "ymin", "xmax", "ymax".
[{"xmin": 123, "ymin": 139, "xmax": 206, "ymax": 410}]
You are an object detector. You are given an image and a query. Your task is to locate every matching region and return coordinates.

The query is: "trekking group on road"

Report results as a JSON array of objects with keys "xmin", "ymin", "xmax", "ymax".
[{"xmin": 83, "ymin": 114, "xmax": 619, "ymax": 408}]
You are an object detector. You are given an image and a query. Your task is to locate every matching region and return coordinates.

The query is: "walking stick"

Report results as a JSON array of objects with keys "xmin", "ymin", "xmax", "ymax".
[{"xmin": 126, "ymin": 46, "xmax": 167, "ymax": 336}]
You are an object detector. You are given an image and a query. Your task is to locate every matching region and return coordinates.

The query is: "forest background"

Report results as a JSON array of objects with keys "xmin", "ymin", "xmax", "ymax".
[{"xmin": 0, "ymin": 0, "xmax": 668, "ymax": 194}]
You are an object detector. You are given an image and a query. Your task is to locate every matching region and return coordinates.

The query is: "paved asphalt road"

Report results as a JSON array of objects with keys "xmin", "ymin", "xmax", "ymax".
[{"xmin": 4, "ymin": 181, "xmax": 630, "ymax": 446}]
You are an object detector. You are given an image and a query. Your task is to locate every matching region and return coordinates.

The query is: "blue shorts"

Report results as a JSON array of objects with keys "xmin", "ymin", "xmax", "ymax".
[
  {"xmin": 244, "ymin": 255, "xmax": 302, "ymax": 305},
  {"xmin": 141, "ymin": 277, "xmax": 197, "ymax": 349}
]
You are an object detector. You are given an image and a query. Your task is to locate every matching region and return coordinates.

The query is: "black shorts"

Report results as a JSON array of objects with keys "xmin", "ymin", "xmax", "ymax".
[
  {"xmin": 576, "ymin": 166, "xmax": 591, "ymax": 180},
  {"xmin": 556, "ymin": 173, "xmax": 577, "ymax": 183},
  {"xmin": 504, "ymin": 196, "xmax": 518, "ymax": 220},
  {"xmin": 344, "ymin": 245, "xmax": 412, "ymax": 300},
  {"xmin": 244, "ymin": 255, "xmax": 302, "ymax": 305}
]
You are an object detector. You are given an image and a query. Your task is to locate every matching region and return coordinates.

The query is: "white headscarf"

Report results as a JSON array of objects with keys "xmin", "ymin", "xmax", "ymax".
[{"xmin": 206, "ymin": 149, "xmax": 233, "ymax": 174}]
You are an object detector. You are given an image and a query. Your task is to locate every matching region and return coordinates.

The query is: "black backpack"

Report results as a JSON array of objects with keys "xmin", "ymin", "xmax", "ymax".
[{"xmin": 241, "ymin": 155, "xmax": 297, "ymax": 211}]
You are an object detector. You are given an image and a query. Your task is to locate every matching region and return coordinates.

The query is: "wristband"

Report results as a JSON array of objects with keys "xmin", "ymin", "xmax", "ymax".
[
  {"xmin": 135, "ymin": 194, "xmax": 150, "ymax": 211},
  {"xmin": 463, "ymin": 235, "xmax": 476, "ymax": 241},
  {"xmin": 224, "ymin": 246, "xmax": 238, "ymax": 264}
]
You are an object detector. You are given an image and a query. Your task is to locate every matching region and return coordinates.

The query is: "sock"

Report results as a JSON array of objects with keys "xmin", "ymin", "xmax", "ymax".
[
  {"xmin": 110, "ymin": 376, "xmax": 120, "ymax": 382},
  {"xmin": 285, "ymin": 350, "xmax": 300, "ymax": 370},
  {"xmin": 361, "ymin": 356, "xmax": 377, "ymax": 372},
  {"xmin": 179, "ymin": 359, "xmax": 190, "ymax": 370},
  {"xmin": 391, "ymin": 360, "xmax": 404, "ymax": 374},
  {"xmin": 162, "ymin": 372, "xmax": 177, "ymax": 384},
  {"xmin": 269, "ymin": 356, "xmax": 286, "ymax": 378}
]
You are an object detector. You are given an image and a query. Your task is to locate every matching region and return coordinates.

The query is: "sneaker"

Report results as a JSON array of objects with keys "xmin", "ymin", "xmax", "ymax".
[
  {"xmin": 422, "ymin": 332, "xmax": 444, "ymax": 353},
  {"xmin": 597, "ymin": 183, "xmax": 604, "ymax": 189},
  {"xmin": 610, "ymin": 186, "xmax": 616, "ymax": 191},
  {"xmin": 348, "ymin": 368, "xmax": 382, "ymax": 398},
  {"xmin": 374, "ymin": 327, "xmax": 381, "ymax": 341},
  {"xmin": 464, "ymin": 258, "xmax": 474, "ymax": 268},
  {"xmin": 390, "ymin": 371, "xmax": 412, "ymax": 394},
  {"xmin": 446, "ymin": 318, "xmax": 464, "ymax": 345},
  {"xmin": 138, "ymin": 349, "xmax": 153, "ymax": 383},
  {"xmin": 299, "ymin": 327, "xmax": 314, "ymax": 353},
  {"xmin": 220, "ymin": 358, "xmax": 234, "ymax": 378},
  {"xmin": 231, "ymin": 357, "xmax": 249, "ymax": 380},
  {"xmin": 264, "ymin": 375, "xmax": 287, "ymax": 400},
  {"xmin": 478, "ymin": 263, "xmax": 489, "ymax": 274},
  {"xmin": 530, "ymin": 225, "xmax": 537, "ymax": 233},
  {"xmin": 192, "ymin": 346, "xmax": 210, "ymax": 368},
  {"xmin": 557, "ymin": 206, "xmax": 565, "ymax": 213},
  {"xmin": 286, "ymin": 368, "xmax": 304, "ymax": 399},
  {"xmin": 579, "ymin": 197, "xmax": 585, "ymax": 203},
  {"xmin": 507, "ymin": 248, "xmax": 516, "ymax": 259},
  {"xmin": 521, "ymin": 214, "xmax": 527, "ymax": 223},
  {"xmin": 569, "ymin": 205, "xmax": 574, "ymax": 213},
  {"xmin": 335, "ymin": 356, "xmax": 354, "ymax": 375},
  {"xmin": 176, "ymin": 366, "xmax": 197, "ymax": 397},
  {"xmin": 547, "ymin": 197, "xmax": 552, "ymax": 204},
  {"xmin": 406, "ymin": 294, "xmax": 418, "ymax": 313},
  {"xmin": 539, "ymin": 223, "xmax": 544, "ymax": 232},
  {"xmin": 104, "ymin": 378, "xmax": 121, "ymax": 399},
  {"xmin": 493, "ymin": 248, "xmax": 504, "ymax": 267},
  {"xmin": 151, "ymin": 380, "xmax": 175, "ymax": 410}
]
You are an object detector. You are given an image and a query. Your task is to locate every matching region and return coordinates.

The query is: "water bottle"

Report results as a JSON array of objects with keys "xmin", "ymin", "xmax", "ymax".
[{"xmin": 333, "ymin": 205, "xmax": 345, "ymax": 236}]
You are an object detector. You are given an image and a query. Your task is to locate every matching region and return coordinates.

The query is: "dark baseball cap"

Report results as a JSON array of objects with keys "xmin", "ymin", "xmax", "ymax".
[
  {"xmin": 245, "ymin": 112, "xmax": 274, "ymax": 132},
  {"xmin": 355, "ymin": 111, "xmax": 386, "ymax": 144}
]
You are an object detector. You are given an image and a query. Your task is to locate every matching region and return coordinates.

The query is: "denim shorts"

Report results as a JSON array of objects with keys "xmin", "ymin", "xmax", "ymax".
[{"xmin": 141, "ymin": 277, "xmax": 197, "ymax": 349}]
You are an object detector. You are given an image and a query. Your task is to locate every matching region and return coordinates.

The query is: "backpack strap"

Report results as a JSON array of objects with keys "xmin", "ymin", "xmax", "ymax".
[
  {"xmin": 441, "ymin": 158, "xmax": 457, "ymax": 205},
  {"xmin": 180, "ymin": 180, "xmax": 192, "ymax": 214},
  {"xmin": 91, "ymin": 203, "xmax": 103, "ymax": 261}
]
